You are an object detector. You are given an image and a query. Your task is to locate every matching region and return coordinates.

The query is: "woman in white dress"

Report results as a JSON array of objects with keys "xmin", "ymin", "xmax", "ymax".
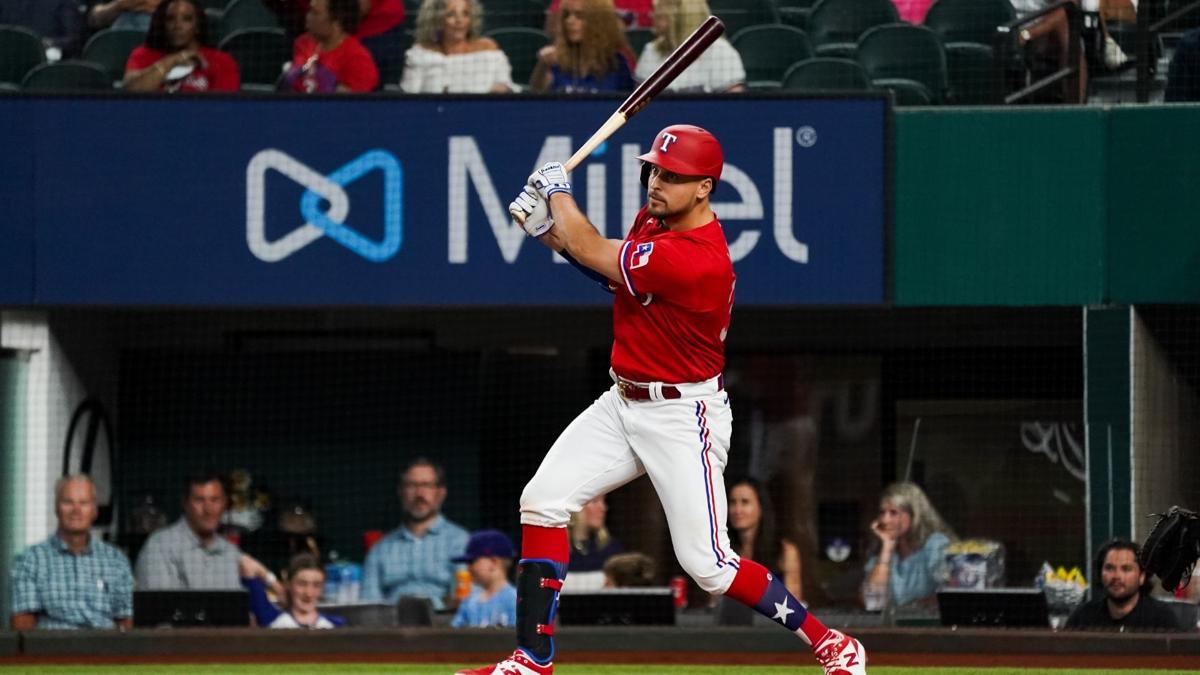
[
  {"xmin": 635, "ymin": 0, "xmax": 744, "ymax": 93},
  {"xmin": 400, "ymin": 0, "xmax": 514, "ymax": 92}
]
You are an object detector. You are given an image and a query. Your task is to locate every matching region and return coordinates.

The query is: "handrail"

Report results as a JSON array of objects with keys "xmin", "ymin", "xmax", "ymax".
[
  {"xmin": 1137, "ymin": 0, "xmax": 1200, "ymax": 102},
  {"xmin": 994, "ymin": 1, "xmax": 1083, "ymax": 104}
]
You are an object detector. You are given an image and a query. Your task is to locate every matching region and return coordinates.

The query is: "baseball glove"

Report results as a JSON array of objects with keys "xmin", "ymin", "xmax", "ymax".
[{"xmin": 1139, "ymin": 506, "xmax": 1200, "ymax": 592}]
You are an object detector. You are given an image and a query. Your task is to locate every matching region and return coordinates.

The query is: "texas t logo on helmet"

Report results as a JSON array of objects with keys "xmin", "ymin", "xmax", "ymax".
[{"xmin": 659, "ymin": 132, "xmax": 679, "ymax": 152}]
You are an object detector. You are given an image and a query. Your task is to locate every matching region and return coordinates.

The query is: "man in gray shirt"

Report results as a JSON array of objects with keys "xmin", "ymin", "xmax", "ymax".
[{"xmin": 135, "ymin": 470, "xmax": 270, "ymax": 590}]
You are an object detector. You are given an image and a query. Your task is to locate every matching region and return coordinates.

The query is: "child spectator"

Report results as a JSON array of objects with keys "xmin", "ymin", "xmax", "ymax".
[
  {"xmin": 450, "ymin": 530, "xmax": 517, "ymax": 628},
  {"xmin": 399, "ymin": 0, "xmax": 513, "ymax": 92},
  {"xmin": 242, "ymin": 553, "xmax": 345, "ymax": 629},
  {"xmin": 530, "ymin": 0, "xmax": 635, "ymax": 92},
  {"xmin": 123, "ymin": 0, "xmax": 240, "ymax": 92},
  {"xmin": 282, "ymin": 0, "xmax": 379, "ymax": 92}
]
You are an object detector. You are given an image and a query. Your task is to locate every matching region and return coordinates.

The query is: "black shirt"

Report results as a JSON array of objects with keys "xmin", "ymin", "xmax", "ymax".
[{"xmin": 1065, "ymin": 594, "xmax": 1181, "ymax": 631}]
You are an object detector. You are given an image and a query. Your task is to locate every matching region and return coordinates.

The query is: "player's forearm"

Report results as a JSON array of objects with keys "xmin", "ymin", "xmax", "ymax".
[{"xmin": 548, "ymin": 194, "xmax": 621, "ymax": 280}]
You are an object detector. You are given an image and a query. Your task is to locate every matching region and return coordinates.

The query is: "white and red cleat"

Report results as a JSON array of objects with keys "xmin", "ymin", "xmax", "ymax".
[
  {"xmin": 455, "ymin": 649, "xmax": 554, "ymax": 675},
  {"xmin": 813, "ymin": 629, "xmax": 867, "ymax": 675}
]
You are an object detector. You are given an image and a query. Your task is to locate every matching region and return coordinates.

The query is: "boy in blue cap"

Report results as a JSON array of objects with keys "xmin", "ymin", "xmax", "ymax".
[{"xmin": 451, "ymin": 530, "xmax": 518, "ymax": 628}]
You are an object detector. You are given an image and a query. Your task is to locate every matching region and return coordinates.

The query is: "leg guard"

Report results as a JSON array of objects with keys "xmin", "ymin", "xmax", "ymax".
[{"xmin": 515, "ymin": 559, "xmax": 565, "ymax": 664}]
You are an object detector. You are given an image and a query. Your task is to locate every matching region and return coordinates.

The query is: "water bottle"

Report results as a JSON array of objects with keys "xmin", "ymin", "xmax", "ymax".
[
  {"xmin": 324, "ymin": 551, "xmax": 343, "ymax": 603},
  {"xmin": 341, "ymin": 562, "xmax": 362, "ymax": 603}
]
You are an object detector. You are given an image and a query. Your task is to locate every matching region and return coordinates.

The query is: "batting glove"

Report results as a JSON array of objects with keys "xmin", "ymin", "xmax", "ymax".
[
  {"xmin": 509, "ymin": 185, "xmax": 554, "ymax": 237},
  {"xmin": 528, "ymin": 161, "xmax": 572, "ymax": 200}
]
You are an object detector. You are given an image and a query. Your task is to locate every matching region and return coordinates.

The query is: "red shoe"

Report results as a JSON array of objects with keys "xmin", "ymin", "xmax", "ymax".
[
  {"xmin": 455, "ymin": 649, "xmax": 554, "ymax": 675},
  {"xmin": 813, "ymin": 629, "xmax": 867, "ymax": 675}
]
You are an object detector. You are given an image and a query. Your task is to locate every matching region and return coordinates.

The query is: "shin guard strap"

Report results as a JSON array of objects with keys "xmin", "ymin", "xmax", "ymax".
[{"xmin": 516, "ymin": 559, "xmax": 564, "ymax": 663}]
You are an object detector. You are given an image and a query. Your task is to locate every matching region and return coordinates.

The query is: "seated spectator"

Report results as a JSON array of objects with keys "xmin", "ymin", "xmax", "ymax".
[
  {"xmin": 399, "ymin": 0, "xmax": 513, "ymax": 93},
  {"xmin": 361, "ymin": 458, "xmax": 469, "ymax": 610},
  {"xmin": 636, "ymin": 0, "xmax": 743, "ymax": 93},
  {"xmin": 727, "ymin": 476, "xmax": 802, "ymax": 600},
  {"xmin": 547, "ymin": 0, "xmax": 653, "ymax": 31},
  {"xmin": 862, "ymin": 481, "xmax": 955, "ymax": 609},
  {"xmin": 602, "ymin": 552, "xmax": 656, "ymax": 588},
  {"xmin": 243, "ymin": 553, "xmax": 344, "ymax": 628},
  {"xmin": 1166, "ymin": 27, "xmax": 1200, "ymax": 102},
  {"xmin": 8, "ymin": 475, "xmax": 133, "ymax": 630},
  {"xmin": 1010, "ymin": 0, "xmax": 1089, "ymax": 102},
  {"xmin": 530, "ymin": 0, "xmax": 636, "ymax": 93},
  {"xmin": 562, "ymin": 495, "xmax": 624, "ymax": 592},
  {"xmin": 450, "ymin": 530, "xmax": 517, "ymax": 628},
  {"xmin": 135, "ymin": 469, "xmax": 274, "ymax": 590},
  {"xmin": 1066, "ymin": 539, "xmax": 1183, "ymax": 631},
  {"xmin": 87, "ymin": 0, "xmax": 161, "ymax": 33},
  {"xmin": 892, "ymin": 0, "xmax": 934, "ymax": 24},
  {"xmin": 356, "ymin": 0, "xmax": 407, "ymax": 84},
  {"xmin": 123, "ymin": 0, "xmax": 240, "ymax": 92},
  {"xmin": 281, "ymin": 0, "xmax": 379, "ymax": 92},
  {"xmin": 0, "ymin": 0, "xmax": 85, "ymax": 58}
]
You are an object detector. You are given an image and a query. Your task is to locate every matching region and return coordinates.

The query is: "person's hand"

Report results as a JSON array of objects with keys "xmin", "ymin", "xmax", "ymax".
[
  {"xmin": 527, "ymin": 161, "xmax": 572, "ymax": 201},
  {"xmin": 536, "ymin": 44, "xmax": 558, "ymax": 66},
  {"xmin": 129, "ymin": 0, "xmax": 162, "ymax": 15},
  {"xmin": 870, "ymin": 517, "xmax": 897, "ymax": 550},
  {"xmin": 509, "ymin": 185, "xmax": 554, "ymax": 236}
]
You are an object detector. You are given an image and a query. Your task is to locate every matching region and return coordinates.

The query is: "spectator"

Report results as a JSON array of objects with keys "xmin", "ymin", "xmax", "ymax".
[
  {"xmin": 450, "ymin": 530, "xmax": 517, "ymax": 628},
  {"xmin": 0, "ymin": 0, "xmax": 85, "ymax": 58},
  {"xmin": 1165, "ymin": 28, "xmax": 1200, "ymax": 102},
  {"xmin": 727, "ymin": 476, "xmax": 802, "ymax": 600},
  {"xmin": 356, "ymin": 0, "xmax": 407, "ymax": 84},
  {"xmin": 602, "ymin": 552, "xmax": 656, "ymax": 588},
  {"xmin": 1010, "ymin": 0, "xmax": 1090, "ymax": 102},
  {"xmin": 243, "ymin": 553, "xmax": 344, "ymax": 629},
  {"xmin": 361, "ymin": 458, "xmax": 470, "ymax": 610},
  {"xmin": 135, "ymin": 470, "xmax": 273, "ymax": 591},
  {"xmin": 8, "ymin": 475, "xmax": 133, "ymax": 630},
  {"xmin": 547, "ymin": 0, "xmax": 653, "ymax": 31},
  {"xmin": 281, "ymin": 0, "xmax": 379, "ymax": 92},
  {"xmin": 562, "ymin": 495, "xmax": 624, "ymax": 591},
  {"xmin": 530, "ymin": 0, "xmax": 636, "ymax": 93},
  {"xmin": 892, "ymin": 0, "xmax": 934, "ymax": 24},
  {"xmin": 862, "ymin": 481, "xmax": 955, "ymax": 609},
  {"xmin": 635, "ymin": 0, "xmax": 742, "ymax": 93},
  {"xmin": 87, "ymin": 0, "xmax": 161, "ymax": 33},
  {"xmin": 123, "ymin": 0, "xmax": 240, "ymax": 92},
  {"xmin": 1065, "ymin": 539, "xmax": 1183, "ymax": 631},
  {"xmin": 399, "ymin": 0, "xmax": 514, "ymax": 93}
]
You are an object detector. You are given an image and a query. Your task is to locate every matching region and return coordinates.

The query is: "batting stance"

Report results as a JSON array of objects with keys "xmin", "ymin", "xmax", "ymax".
[{"xmin": 456, "ymin": 125, "xmax": 867, "ymax": 675}]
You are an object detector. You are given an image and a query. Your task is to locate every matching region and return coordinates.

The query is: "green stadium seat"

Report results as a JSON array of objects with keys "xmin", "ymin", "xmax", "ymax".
[
  {"xmin": 21, "ymin": 60, "xmax": 112, "ymax": 92},
  {"xmin": 708, "ymin": 0, "xmax": 779, "ymax": 39},
  {"xmin": 218, "ymin": 27, "xmax": 290, "ymax": 87},
  {"xmin": 856, "ymin": 23, "xmax": 948, "ymax": 103},
  {"xmin": 625, "ymin": 27, "xmax": 654, "ymax": 59},
  {"xmin": 0, "ymin": 25, "xmax": 47, "ymax": 87},
  {"xmin": 781, "ymin": 57, "xmax": 872, "ymax": 92},
  {"xmin": 219, "ymin": 0, "xmax": 281, "ymax": 41},
  {"xmin": 82, "ymin": 28, "xmax": 146, "ymax": 84},
  {"xmin": 945, "ymin": 41, "xmax": 995, "ymax": 104},
  {"xmin": 776, "ymin": 0, "xmax": 817, "ymax": 30},
  {"xmin": 483, "ymin": 0, "xmax": 546, "ymax": 32},
  {"xmin": 731, "ymin": 24, "xmax": 812, "ymax": 85},
  {"xmin": 923, "ymin": 0, "xmax": 1016, "ymax": 46},
  {"xmin": 808, "ymin": 0, "xmax": 898, "ymax": 58},
  {"xmin": 484, "ymin": 27, "xmax": 550, "ymax": 88},
  {"xmin": 875, "ymin": 77, "xmax": 934, "ymax": 105}
]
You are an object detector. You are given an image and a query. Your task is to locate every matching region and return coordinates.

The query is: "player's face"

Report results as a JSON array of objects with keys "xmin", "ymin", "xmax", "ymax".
[
  {"xmin": 581, "ymin": 495, "xmax": 607, "ymax": 530},
  {"xmin": 561, "ymin": 0, "xmax": 585, "ymax": 44},
  {"xmin": 468, "ymin": 556, "xmax": 499, "ymax": 584},
  {"xmin": 288, "ymin": 568, "xmax": 325, "ymax": 613},
  {"xmin": 1101, "ymin": 548, "xmax": 1144, "ymax": 603},
  {"xmin": 876, "ymin": 499, "xmax": 911, "ymax": 539},
  {"xmin": 727, "ymin": 484, "xmax": 760, "ymax": 533},
  {"xmin": 165, "ymin": 0, "xmax": 199, "ymax": 50},
  {"xmin": 183, "ymin": 480, "xmax": 227, "ymax": 538},
  {"xmin": 55, "ymin": 479, "xmax": 98, "ymax": 536},
  {"xmin": 306, "ymin": 0, "xmax": 334, "ymax": 39},
  {"xmin": 645, "ymin": 164, "xmax": 710, "ymax": 218},
  {"xmin": 400, "ymin": 465, "xmax": 446, "ymax": 522},
  {"xmin": 442, "ymin": 0, "xmax": 471, "ymax": 44}
]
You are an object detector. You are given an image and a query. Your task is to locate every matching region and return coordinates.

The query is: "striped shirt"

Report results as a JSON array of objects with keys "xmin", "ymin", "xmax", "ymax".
[
  {"xmin": 9, "ymin": 534, "xmax": 133, "ymax": 629},
  {"xmin": 360, "ymin": 515, "xmax": 469, "ymax": 610},
  {"xmin": 134, "ymin": 519, "xmax": 241, "ymax": 590}
]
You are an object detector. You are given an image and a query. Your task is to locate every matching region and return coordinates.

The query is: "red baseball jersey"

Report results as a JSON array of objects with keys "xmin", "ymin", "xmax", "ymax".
[
  {"xmin": 290, "ymin": 34, "xmax": 380, "ymax": 93},
  {"xmin": 125, "ymin": 46, "xmax": 240, "ymax": 92},
  {"xmin": 610, "ymin": 207, "xmax": 735, "ymax": 384}
]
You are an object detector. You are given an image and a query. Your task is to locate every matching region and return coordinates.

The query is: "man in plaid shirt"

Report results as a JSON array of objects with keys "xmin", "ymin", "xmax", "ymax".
[{"xmin": 9, "ymin": 475, "xmax": 133, "ymax": 630}]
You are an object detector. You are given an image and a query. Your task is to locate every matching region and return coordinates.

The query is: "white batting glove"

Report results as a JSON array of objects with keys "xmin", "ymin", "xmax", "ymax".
[
  {"xmin": 509, "ymin": 185, "xmax": 554, "ymax": 237},
  {"xmin": 527, "ymin": 161, "xmax": 572, "ymax": 201}
]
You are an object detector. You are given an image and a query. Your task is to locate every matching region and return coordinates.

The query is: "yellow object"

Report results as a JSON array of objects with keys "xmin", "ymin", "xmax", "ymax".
[{"xmin": 456, "ymin": 567, "xmax": 472, "ymax": 601}]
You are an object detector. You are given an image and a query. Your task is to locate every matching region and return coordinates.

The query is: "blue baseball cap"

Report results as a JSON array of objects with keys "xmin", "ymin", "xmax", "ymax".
[{"xmin": 452, "ymin": 529, "xmax": 515, "ymax": 563}]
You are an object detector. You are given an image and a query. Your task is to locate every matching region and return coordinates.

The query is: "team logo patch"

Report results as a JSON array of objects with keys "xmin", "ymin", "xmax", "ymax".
[{"xmin": 630, "ymin": 242, "xmax": 654, "ymax": 269}]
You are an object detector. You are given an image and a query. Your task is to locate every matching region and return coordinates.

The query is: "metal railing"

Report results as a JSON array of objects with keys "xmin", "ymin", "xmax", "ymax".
[{"xmin": 994, "ymin": 1, "xmax": 1083, "ymax": 104}]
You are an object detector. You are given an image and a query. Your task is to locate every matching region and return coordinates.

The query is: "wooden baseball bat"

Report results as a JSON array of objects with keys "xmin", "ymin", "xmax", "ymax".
[{"xmin": 514, "ymin": 16, "xmax": 725, "ymax": 224}]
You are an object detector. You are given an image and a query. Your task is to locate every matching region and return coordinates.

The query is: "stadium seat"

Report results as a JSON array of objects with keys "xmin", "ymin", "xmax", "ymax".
[
  {"xmin": 483, "ymin": 0, "xmax": 546, "ymax": 32},
  {"xmin": 875, "ymin": 77, "xmax": 934, "ymax": 105},
  {"xmin": 945, "ymin": 41, "xmax": 995, "ymax": 104},
  {"xmin": 731, "ymin": 24, "xmax": 812, "ymax": 85},
  {"xmin": 484, "ymin": 27, "xmax": 550, "ymax": 88},
  {"xmin": 923, "ymin": 0, "xmax": 1016, "ymax": 46},
  {"xmin": 0, "ymin": 25, "xmax": 47, "ymax": 87},
  {"xmin": 219, "ymin": 0, "xmax": 281, "ymax": 41},
  {"xmin": 625, "ymin": 27, "xmax": 654, "ymax": 59},
  {"xmin": 781, "ymin": 57, "xmax": 872, "ymax": 92},
  {"xmin": 807, "ymin": 0, "xmax": 899, "ymax": 58},
  {"xmin": 856, "ymin": 23, "xmax": 948, "ymax": 103},
  {"xmin": 708, "ymin": 0, "xmax": 779, "ymax": 39},
  {"xmin": 776, "ymin": 0, "xmax": 817, "ymax": 30},
  {"xmin": 21, "ymin": 60, "xmax": 112, "ymax": 92},
  {"xmin": 81, "ymin": 28, "xmax": 146, "ymax": 84},
  {"xmin": 219, "ymin": 27, "xmax": 290, "ymax": 88}
]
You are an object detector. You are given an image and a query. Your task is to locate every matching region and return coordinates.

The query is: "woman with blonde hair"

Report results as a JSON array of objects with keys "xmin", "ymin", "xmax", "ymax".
[
  {"xmin": 530, "ymin": 0, "xmax": 636, "ymax": 92},
  {"xmin": 862, "ymin": 481, "xmax": 956, "ymax": 609},
  {"xmin": 635, "ymin": 0, "xmax": 743, "ymax": 92},
  {"xmin": 399, "ymin": 0, "xmax": 514, "ymax": 92},
  {"xmin": 562, "ymin": 495, "xmax": 624, "ymax": 591}
]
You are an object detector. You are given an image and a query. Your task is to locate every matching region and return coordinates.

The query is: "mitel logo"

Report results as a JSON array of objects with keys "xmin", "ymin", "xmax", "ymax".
[{"xmin": 246, "ymin": 149, "xmax": 403, "ymax": 262}]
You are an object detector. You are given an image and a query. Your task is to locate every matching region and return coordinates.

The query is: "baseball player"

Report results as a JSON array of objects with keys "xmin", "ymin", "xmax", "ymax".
[{"xmin": 456, "ymin": 125, "xmax": 867, "ymax": 675}]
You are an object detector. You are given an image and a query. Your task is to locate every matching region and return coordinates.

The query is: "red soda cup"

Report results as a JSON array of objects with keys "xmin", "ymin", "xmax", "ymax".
[{"xmin": 671, "ymin": 576, "xmax": 688, "ymax": 609}]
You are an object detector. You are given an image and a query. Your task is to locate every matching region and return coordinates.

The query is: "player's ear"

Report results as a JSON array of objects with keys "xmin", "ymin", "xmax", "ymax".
[{"xmin": 696, "ymin": 177, "xmax": 713, "ymax": 200}]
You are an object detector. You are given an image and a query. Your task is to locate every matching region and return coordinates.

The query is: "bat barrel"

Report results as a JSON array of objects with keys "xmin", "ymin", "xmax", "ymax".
[{"xmin": 617, "ymin": 16, "xmax": 725, "ymax": 117}]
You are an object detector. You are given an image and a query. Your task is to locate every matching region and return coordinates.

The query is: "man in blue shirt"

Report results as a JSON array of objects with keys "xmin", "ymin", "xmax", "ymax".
[
  {"xmin": 451, "ymin": 530, "xmax": 517, "ymax": 628},
  {"xmin": 361, "ymin": 458, "xmax": 469, "ymax": 610},
  {"xmin": 9, "ymin": 475, "xmax": 133, "ymax": 630}
]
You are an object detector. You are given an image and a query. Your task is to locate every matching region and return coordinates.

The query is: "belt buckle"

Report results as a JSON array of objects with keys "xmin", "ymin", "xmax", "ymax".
[{"xmin": 617, "ymin": 380, "xmax": 634, "ymax": 399}]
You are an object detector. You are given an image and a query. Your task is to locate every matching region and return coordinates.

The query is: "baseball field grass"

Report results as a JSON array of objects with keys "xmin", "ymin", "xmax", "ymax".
[{"xmin": 0, "ymin": 666, "xmax": 1195, "ymax": 674}]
